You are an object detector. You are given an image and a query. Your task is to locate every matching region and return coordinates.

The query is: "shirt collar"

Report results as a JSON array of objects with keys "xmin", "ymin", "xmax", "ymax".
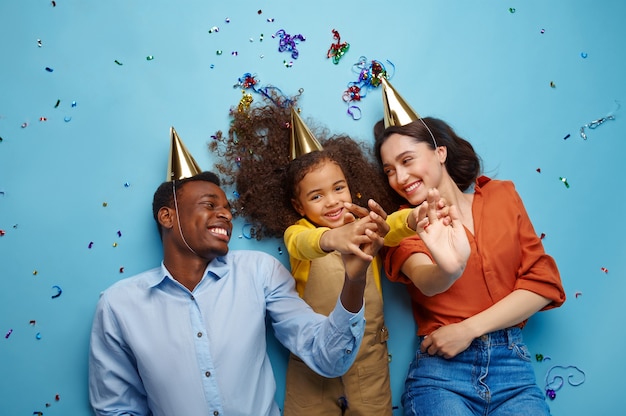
[{"xmin": 148, "ymin": 255, "xmax": 231, "ymax": 289}]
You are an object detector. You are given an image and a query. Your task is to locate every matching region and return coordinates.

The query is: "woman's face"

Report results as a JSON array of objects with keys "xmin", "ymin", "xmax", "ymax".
[
  {"xmin": 379, "ymin": 133, "xmax": 446, "ymax": 206},
  {"xmin": 291, "ymin": 160, "xmax": 353, "ymax": 229}
]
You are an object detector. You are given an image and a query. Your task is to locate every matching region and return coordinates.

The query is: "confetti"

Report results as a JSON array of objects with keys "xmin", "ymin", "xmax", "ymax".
[
  {"xmin": 343, "ymin": 57, "xmax": 392, "ymax": 118},
  {"xmin": 112, "ymin": 242, "xmax": 118, "ymax": 247},
  {"xmin": 257, "ymin": 9, "xmax": 262, "ymax": 14},
  {"xmin": 64, "ymin": 116, "xmax": 72, "ymax": 122},
  {"xmin": 114, "ymin": 60, "xmax": 123, "ymax": 65},
  {"xmin": 549, "ymin": 81, "xmax": 556, "ymax": 88},
  {"xmin": 117, "ymin": 230, "xmax": 122, "ymax": 237},
  {"xmin": 209, "ymin": 26, "xmax": 219, "ymax": 33},
  {"xmin": 51, "ymin": 285, "xmax": 62, "ymax": 299},
  {"xmin": 146, "ymin": 55, "xmax": 154, "ymax": 60},
  {"xmin": 536, "ymin": 168, "xmax": 541, "ymax": 173},
  {"xmin": 580, "ymin": 52, "xmax": 588, "ymax": 58},
  {"xmin": 559, "ymin": 177, "xmax": 569, "ymax": 188},
  {"xmin": 266, "ymin": 18, "xmax": 274, "ymax": 22},
  {"xmin": 102, "ymin": 202, "xmax": 108, "ymax": 207},
  {"xmin": 535, "ymin": 353, "xmax": 544, "ymax": 362},
  {"xmin": 508, "ymin": 7, "xmax": 516, "ymax": 13},
  {"xmin": 540, "ymin": 29, "xmax": 545, "ymax": 34},
  {"xmin": 71, "ymin": 100, "xmax": 77, "ymax": 107},
  {"xmin": 45, "ymin": 67, "xmax": 54, "ymax": 72},
  {"xmin": 39, "ymin": 117, "xmax": 47, "ymax": 121},
  {"xmin": 579, "ymin": 102, "xmax": 618, "ymax": 139},
  {"xmin": 601, "ymin": 267, "xmax": 608, "ymax": 273},
  {"xmin": 124, "ymin": 182, "xmax": 130, "ymax": 187},
  {"xmin": 563, "ymin": 134, "xmax": 570, "ymax": 140},
  {"xmin": 21, "ymin": 122, "xmax": 28, "ymax": 128},
  {"xmin": 36, "ymin": 332, "xmax": 42, "ymax": 340},
  {"xmin": 540, "ymin": 233, "xmax": 546, "ymax": 239},
  {"xmin": 231, "ymin": 51, "xmax": 238, "ymax": 56},
  {"xmin": 0, "ymin": 230, "xmax": 5, "ymax": 236},
  {"xmin": 575, "ymin": 292, "xmax": 582, "ymax": 298},
  {"xmin": 225, "ymin": 17, "xmax": 230, "ymax": 23},
  {"xmin": 33, "ymin": 270, "xmax": 38, "ymax": 275},
  {"xmin": 5, "ymin": 329, "xmax": 13, "ymax": 339},
  {"xmin": 278, "ymin": 247, "xmax": 283, "ymax": 255},
  {"xmin": 275, "ymin": 29, "xmax": 306, "ymax": 59},
  {"xmin": 30, "ymin": 320, "xmax": 36, "ymax": 325},
  {"xmin": 119, "ymin": 267, "xmax": 125, "ymax": 273},
  {"xmin": 544, "ymin": 365, "xmax": 586, "ymax": 401},
  {"xmin": 327, "ymin": 29, "xmax": 350, "ymax": 64},
  {"xmin": 54, "ymin": 99, "xmax": 60, "ymax": 108},
  {"xmin": 216, "ymin": 50, "xmax": 223, "ymax": 55},
  {"xmin": 37, "ymin": 39, "xmax": 43, "ymax": 47}
]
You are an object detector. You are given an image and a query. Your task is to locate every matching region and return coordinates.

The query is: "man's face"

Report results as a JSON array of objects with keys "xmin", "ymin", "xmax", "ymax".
[{"xmin": 174, "ymin": 180, "xmax": 233, "ymax": 259}]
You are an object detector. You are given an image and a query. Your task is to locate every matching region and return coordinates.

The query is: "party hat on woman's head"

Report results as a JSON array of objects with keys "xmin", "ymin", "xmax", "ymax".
[
  {"xmin": 380, "ymin": 77, "xmax": 421, "ymax": 128},
  {"xmin": 290, "ymin": 108, "xmax": 323, "ymax": 160},
  {"xmin": 167, "ymin": 126, "xmax": 202, "ymax": 181}
]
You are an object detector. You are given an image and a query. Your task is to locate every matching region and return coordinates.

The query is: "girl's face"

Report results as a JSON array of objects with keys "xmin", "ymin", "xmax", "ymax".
[
  {"xmin": 379, "ymin": 133, "xmax": 446, "ymax": 206},
  {"xmin": 291, "ymin": 160, "xmax": 353, "ymax": 229}
]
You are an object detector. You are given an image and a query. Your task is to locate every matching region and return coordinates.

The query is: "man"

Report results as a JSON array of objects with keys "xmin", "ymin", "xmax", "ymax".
[{"xmin": 88, "ymin": 128, "xmax": 389, "ymax": 416}]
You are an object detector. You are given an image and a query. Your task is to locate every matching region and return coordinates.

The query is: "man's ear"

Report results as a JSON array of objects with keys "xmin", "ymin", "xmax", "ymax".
[{"xmin": 158, "ymin": 206, "xmax": 175, "ymax": 230}]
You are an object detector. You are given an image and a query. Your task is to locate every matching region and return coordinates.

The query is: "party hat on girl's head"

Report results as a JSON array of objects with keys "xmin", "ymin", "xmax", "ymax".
[
  {"xmin": 380, "ymin": 77, "xmax": 421, "ymax": 128},
  {"xmin": 290, "ymin": 108, "xmax": 323, "ymax": 160},
  {"xmin": 167, "ymin": 126, "xmax": 202, "ymax": 181}
]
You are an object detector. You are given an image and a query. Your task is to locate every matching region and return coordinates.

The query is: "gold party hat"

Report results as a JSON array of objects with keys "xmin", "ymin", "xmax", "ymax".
[
  {"xmin": 381, "ymin": 77, "xmax": 421, "ymax": 128},
  {"xmin": 167, "ymin": 126, "xmax": 202, "ymax": 181},
  {"xmin": 290, "ymin": 108, "xmax": 323, "ymax": 160}
]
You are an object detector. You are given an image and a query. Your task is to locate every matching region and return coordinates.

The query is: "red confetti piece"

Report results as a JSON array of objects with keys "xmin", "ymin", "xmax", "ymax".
[
  {"xmin": 536, "ymin": 168, "xmax": 541, "ymax": 173},
  {"xmin": 257, "ymin": 9, "xmax": 262, "ymax": 14},
  {"xmin": 119, "ymin": 267, "xmax": 125, "ymax": 273},
  {"xmin": 540, "ymin": 233, "xmax": 546, "ymax": 239},
  {"xmin": 575, "ymin": 292, "xmax": 582, "ymax": 298},
  {"xmin": 55, "ymin": 394, "xmax": 60, "ymax": 401},
  {"xmin": 327, "ymin": 29, "xmax": 350, "ymax": 64},
  {"xmin": 39, "ymin": 117, "xmax": 47, "ymax": 121},
  {"xmin": 0, "ymin": 230, "xmax": 5, "ymax": 236},
  {"xmin": 601, "ymin": 267, "xmax": 608, "ymax": 273}
]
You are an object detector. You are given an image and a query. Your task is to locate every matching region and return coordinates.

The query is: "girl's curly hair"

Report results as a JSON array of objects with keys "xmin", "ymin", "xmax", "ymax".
[{"xmin": 211, "ymin": 93, "xmax": 403, "ymax": 239}]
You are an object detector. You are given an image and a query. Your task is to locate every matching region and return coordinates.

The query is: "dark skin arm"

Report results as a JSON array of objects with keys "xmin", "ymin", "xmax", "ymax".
[{"xmin": 339, "ymin": 199, "xmax": 389, "ymax": 312}]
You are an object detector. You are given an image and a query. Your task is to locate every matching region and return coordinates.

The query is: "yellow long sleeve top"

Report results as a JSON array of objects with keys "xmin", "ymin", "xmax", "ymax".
[{"xmin": 283, "ymin": 208, "xmax": 414, "ymax": 297}]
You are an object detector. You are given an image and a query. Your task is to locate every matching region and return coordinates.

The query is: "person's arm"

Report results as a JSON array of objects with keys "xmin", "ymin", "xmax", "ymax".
[
  {"xmin": 340, "ymin": 199, "xmax": 389, "ymax": 312},
  {"xmin": 420, "ymin": 289, "xmax": 550, "ymax": 358},
  {"xmin": 398, "ymin": 189, "xmax": 470, "ymax": 296},
  {"xmin": 89, "ymin": 294, "xmax": 150, "ymax": 416}
]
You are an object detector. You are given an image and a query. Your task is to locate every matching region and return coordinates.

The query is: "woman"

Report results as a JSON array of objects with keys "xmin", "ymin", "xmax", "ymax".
[{"xmin": 374, "ymin": 79, "xmax": 566, "ymax": 416}]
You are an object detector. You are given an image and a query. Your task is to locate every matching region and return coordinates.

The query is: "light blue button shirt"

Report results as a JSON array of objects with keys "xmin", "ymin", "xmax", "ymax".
[{"xmin": 89, "ymin": 250, "xmax": 365, "ymax": 416}]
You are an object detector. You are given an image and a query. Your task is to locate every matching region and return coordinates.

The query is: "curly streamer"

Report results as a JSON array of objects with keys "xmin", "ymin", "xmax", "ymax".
[
  {"xmin": 342, "ymin": 56, "xmax": 395, "ymax": 119},
  {"xmin": 579, "ymin": 101, "xmax": 620, "ymax": 139},
  {"xmin": 544, "ymin": 365, "xmax": 586, "ymax": 400},
  {"xmin": 327, "ymin": 29, "xmax": 349, "ymax": 64},
  {"xmin": 275, "ymin": 29, "xmax": 306, "ymax": 59}
]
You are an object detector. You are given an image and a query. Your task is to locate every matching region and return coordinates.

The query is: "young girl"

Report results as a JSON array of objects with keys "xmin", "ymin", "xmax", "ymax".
[
  {"xmin": 213, "ymin": 94, "xmax": 407, "ymax": 415},
  {"xmin": 374, "ymin": 78, "xmax": 567, "ymax": 416}
]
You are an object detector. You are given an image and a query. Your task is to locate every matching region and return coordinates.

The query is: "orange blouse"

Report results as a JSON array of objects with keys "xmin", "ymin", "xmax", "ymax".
[{"xmin": 385, "ymin": 177, "xmax": 566, "ymax": 336}]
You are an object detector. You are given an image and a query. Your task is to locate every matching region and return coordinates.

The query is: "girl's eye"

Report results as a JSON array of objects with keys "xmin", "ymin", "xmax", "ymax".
[
  {"xmin": 402, "ymin": 157, "xmax": 413, "ymax": 165},
  {"xmin": 384, "ymin": 168, "xmax": 394, "ymax": 176},
  {"xmin": 310, "ymin": 194, "xmax": 322, "ymax": 201}
]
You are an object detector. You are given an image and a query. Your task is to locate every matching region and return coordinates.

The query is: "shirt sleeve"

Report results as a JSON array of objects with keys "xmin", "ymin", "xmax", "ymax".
[
  {"xmin": 89, "ymin": 292, "xmax": 150, "ymax": 416},
  {"xmin": 384, "ymin": 235, "xmax": 429, "ymax": 285},
  {"xmin": 384, "ymin": 208, "xmax": 416, "ymax": 247},
  {"xmin": 507, "ymin": 184, "xmax": 566, "ymax": 309},
  {"xmin": 265, "ymin": 257, "xmax": 365, "ymax": 377},
  {"xmin": 284, "ymin": 222, "xmax": 330, "ymax": 260}
]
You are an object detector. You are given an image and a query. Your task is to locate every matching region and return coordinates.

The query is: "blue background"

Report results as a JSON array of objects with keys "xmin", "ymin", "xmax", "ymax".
[{"xmin": 1, "ymin": 0, "xmax": 625, "ymax": 414}]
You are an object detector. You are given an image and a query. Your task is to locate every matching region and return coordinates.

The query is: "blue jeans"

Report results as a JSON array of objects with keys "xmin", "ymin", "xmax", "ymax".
[{"xmin": 402, "ymin": 328, "xmax": 550, "ymax": 416}]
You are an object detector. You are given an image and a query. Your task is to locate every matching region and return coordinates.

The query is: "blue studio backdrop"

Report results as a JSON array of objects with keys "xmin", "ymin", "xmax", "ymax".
[{"xmin": 1, "ymin": 1, "xmax": 625, "ymax": 414}]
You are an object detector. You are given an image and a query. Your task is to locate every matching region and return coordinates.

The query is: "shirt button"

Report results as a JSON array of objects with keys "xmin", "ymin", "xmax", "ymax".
[
  {"xmin": 345, "ymin": 349, "xmax": 352, "ymax": 354},
  {"xmin": 205, "ymin": 371, "xmax": 211, "ymax": 377},
  {"xmin": 190, "ymin": 295, "xmax": 195, "ymax": 301},
  {"xmin": 197, "ymin": 332, "xmax": 203, "ymax": 338},
  {"xmin": 351, "ymin": 322, "xmax": 357, "ymax": 327}
]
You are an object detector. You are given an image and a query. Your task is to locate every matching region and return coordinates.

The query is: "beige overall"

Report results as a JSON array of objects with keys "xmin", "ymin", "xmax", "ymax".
[{"xmin": 283, "ymin": 252, "xmax": 392, "ymax": 415}]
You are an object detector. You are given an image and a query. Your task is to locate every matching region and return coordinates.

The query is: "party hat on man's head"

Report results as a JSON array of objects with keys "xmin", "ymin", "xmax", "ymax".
[
  {"xmin": 290, "ymin": 108, "xmax": 323, "ymax": 160},
  {"xmin": 167, "ymin": 126, "xmax": 202, "ymax": 181},
  {"xmin": 381, "ymin": 77, "xmax": 421, "ymax": 128}
]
